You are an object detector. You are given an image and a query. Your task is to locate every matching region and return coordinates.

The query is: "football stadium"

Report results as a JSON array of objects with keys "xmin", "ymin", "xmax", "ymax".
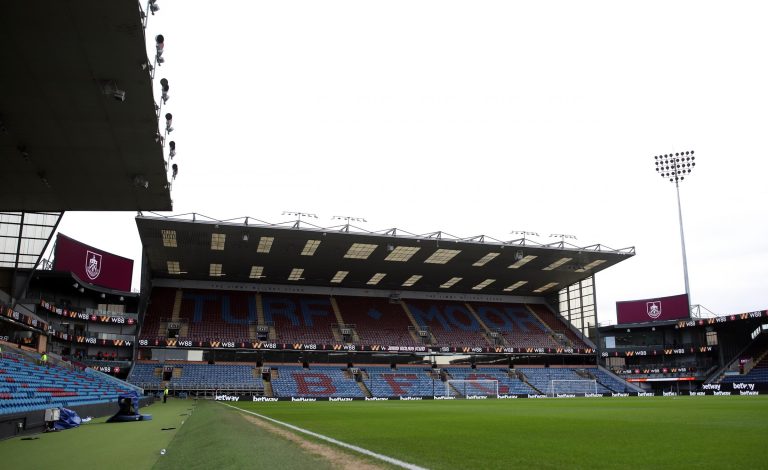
[{"xmin": 1, "ymin": 2, "xmax": 767, "ymax": 469}]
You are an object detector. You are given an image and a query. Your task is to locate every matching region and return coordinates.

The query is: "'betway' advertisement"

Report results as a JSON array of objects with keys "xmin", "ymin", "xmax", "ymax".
[
  {"xmin": 214, "ymin": 390, "xmax": 761, "ymax": 401},
  {"xmin": 616, "ymin": 293, "xmax": 690, "ymax": 324},
  {"xmin": 53, "ymin": 233, "xmax": 133, "ymax": 292}
]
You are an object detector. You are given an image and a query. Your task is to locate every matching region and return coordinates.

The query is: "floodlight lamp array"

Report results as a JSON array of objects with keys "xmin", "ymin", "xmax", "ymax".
[{"xmin": 654, "ymin": 151, "xmax": 695, "ymax": 183}]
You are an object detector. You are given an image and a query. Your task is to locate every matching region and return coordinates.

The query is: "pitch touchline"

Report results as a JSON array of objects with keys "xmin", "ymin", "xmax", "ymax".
[{"xmin": 223, "ymin": 403, "xmax": 428, "ymax": 470}]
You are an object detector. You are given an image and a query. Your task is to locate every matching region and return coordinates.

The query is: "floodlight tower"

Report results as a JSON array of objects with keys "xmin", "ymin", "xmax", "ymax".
[{"xmin": 654, "ymin": 150, "xmax": 696, "ymax": 306}]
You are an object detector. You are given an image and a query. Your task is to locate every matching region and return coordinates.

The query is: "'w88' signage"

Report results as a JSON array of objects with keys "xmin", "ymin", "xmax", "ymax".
[{"xmin": 40, "ymin": 300, "xmax": 135, "ymax": 325}]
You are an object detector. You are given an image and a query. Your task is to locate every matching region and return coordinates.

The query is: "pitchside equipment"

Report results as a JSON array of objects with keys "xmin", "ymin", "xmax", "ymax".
[
  {"xmin": 546, "ymin": 379, "xmax": 598, "ymax": 396},
  {"xmin": 446, "ymin": 379, "xmax": 499, "ymax": 398}
]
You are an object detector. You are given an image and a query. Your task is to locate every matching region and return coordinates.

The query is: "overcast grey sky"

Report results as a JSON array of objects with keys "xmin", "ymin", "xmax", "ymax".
[{"xmin": 54, "ymin": 1, "xmax": 768, "ymax": 324}]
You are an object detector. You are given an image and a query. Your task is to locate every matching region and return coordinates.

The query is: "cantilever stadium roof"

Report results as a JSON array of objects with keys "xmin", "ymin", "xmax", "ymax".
[
  {"xmin": 137, "ymin": 214, "xmax": 635, "ymax": 297},
  {"xmin": 0, "ymin": 0, "xmax": 172, "ymax": 211}
]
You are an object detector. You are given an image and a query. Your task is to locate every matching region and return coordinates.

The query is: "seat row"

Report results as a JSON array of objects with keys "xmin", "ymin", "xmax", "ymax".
[
  {"xmin": 142, "ymin": 288, "xmax": 587, "ymax": 349},
  {"xmin": 0, "ymin": 353, "xmax": 139, "ymax": 416},
  {"xmin": 125, "ymin": 363, "xmax": 631, "ymax": 398},
  {"xmin": 128, "ymin": 363, "xmax": 264, "ymax": 390}
]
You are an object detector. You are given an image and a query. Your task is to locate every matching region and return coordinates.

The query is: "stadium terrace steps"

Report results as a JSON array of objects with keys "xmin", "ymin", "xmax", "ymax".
[
  {"xmin": 255, "ymin": 293, "xmax": 266, "ymax": 325},
  {"xmin": 329, "ymin": 297, "xmax": 345, "ymax": 325},
  {"xmin": 172, "ymin": 289, "xmax": 183, "ymax": 322},
  {"xmin": 357, "ymin": 380, "xmax": 372, "ymax": 397},
  {"xmin": 262, "ymin": 294, "xmax": 337, "ymax": 344},
  {"xmin": 180, "ymin": 290, "xmax": 251, "ymax": 341},
  {"xmin": 470, "ymin": 302, "xmax": 561, "ymax": 349},
  {"xmin": 592, "ymin": 367, "xmax": 639, "ymax": 393},
  {"xmin": 721, "ymin": 350, "xmax": 768, "ymax": 384},
  {"xmin": 463, "ymin": 303, "xmax": 494, "ymax": 335},
  {"xmin": 708, "ymin": 334, "xmax": 768, "ymax": 384},
  {"xmin": 335, "ymin": 296, "xmax": 421, "ymax": 346},
  {"xmin": 526, "ymin": 304, "xmax": 589, "ymax": 349},
  {"xmin": 405, "ymin": 300, "xmax": 491, "ymax": 348}
]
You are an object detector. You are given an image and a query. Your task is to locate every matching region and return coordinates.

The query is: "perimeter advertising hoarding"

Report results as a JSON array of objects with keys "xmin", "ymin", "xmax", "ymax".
[
  {"xmin": 53, "ymin": 233, "xmax": 133, "ymax": 292},
  {"xmin": 616, "ymin": 293, "xmax": 690, "ymax": 324}
]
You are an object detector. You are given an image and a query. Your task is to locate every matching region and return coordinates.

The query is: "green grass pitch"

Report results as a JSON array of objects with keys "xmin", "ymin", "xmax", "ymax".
[
  {"xmin": 1, "ymin": 396, "xmax": 766, "ymax": 469},
  {"xmin": 233, "ymin": 396, "xmax": 768, "ymax": 469}
]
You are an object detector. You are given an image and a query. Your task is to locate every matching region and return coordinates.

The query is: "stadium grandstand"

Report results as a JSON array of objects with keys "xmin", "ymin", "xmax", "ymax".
[
  {"xmin": 599, "ymin": 310, "xmax": 768, "ymax": 394},
  {"xmin": 4, "ymin": 201, "xmax": 768, "ymax": 439},
  {"xmin": 1, "ymin": 2, "xmax": 767, "ymax": 460},
  {"xmin": 127, "ymin": 211, "xmax": 643, "ymax": 400}
]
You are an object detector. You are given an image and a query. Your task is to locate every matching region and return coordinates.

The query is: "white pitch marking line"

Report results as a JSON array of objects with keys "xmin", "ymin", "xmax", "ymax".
[{"xmin": 223, "ymin": 403, "xmax": 428, "ymax": 470}]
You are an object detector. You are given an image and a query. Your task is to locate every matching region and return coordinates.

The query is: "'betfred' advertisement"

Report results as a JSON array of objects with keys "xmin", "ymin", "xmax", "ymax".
[
  {"xmin": 616, "ymin": 293, "xmax": 690, "ymax": 324},
  {"xmin": 53, "ymin": 233, "xmax": 133, "ymax": 292}
]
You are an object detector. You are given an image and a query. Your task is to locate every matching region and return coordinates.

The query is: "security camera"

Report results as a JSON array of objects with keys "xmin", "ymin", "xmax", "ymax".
[
  {"xmin": 160, "ymin": 78, "xmax": 169, "ymax": 103},
  {"xmin": 113, "ymin": 90, "xmax": 126, "ymax": 102},
  {"xmin": 155, "ymin": 35, "xmax": 165, "ymax": 64}
]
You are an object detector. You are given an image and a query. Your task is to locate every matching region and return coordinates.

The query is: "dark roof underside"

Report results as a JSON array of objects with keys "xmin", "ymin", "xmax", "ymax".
[
  {"xmin": 0, "ymin": 0, "xmax": 172, "ymax": 211},
  {"xmin": 137, "ymin": 216, "xmax": 635, "ymax": 297}
]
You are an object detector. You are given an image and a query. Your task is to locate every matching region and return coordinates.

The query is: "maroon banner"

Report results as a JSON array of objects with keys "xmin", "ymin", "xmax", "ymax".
[
  {"xmin": 53, "ymin": 234, "xmax": 133, "ymax": 292},
  {"xmin": 616, "ymin": 293, "xmax": 690, "ymax": 324}
]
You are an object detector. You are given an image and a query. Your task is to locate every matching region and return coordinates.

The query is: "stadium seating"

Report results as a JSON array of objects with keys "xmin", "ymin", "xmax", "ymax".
[
  {"xmin": 0, "ymin": 352, "xmax": 139, "ymax": 415},
  {"xmin": 527, "ymin": 304, "xmax": 589, "ymax": 348},
  {"xmin": 363, "ymin": 366, "xmax": 447, "ymax": 397},
  {"xmin": 262, "ymin": 294, "xmax": 337, "ymax": 344},
  {"xmin": 141, "ymin": 287, "xmax": 175, "ymax": 339},
  {"xmin": 444, "ymin": 367, "xmax": 534, "ymax": 395},
  {"xmin": 722, "ymin": 354, "xmax": 768, "ymax": 384},
  {"xmin": 271, "ymin": 366, "xmax": 363, "ymax": 398},
  {"xmin": 589, "ymin": 368, "xmax": 632, "ymax": 393},
  {"xmin": 405, "ymin": 300, "xmax": 490, "ymax": 347},
  {"xmin": 140, "ymin": 288, "xmax": 255, "ymax": 343},
  {"xmin": 141, "ymin": 289, "xmax": 590, "ymax": 354},
  {"xmin": 334, "ymin": 296, "xmax": 421, "ymax": 346},
  {"xmin": 128, "ymin": 362, "xmax": 264, "ymax": 391},
  {"xmin": 472, "ymin": 303, "xmax": 561, "ymax": 348},
  {"xmin": 517, "ymin": 367, "xmax": 611, "ymax": 394},
  {"xmin": 181, "ymin": 290, "xmax": 252, "ymax": 342}
]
